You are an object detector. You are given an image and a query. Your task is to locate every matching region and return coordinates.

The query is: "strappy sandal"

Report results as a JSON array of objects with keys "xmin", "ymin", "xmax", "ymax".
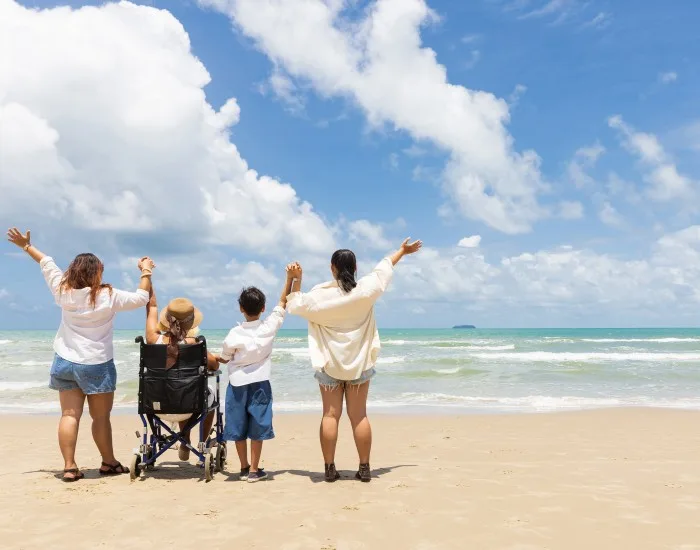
[
  {"xmin": 62, "ymin": 468, "xmax": 84, "ymax": 482},
  {"xmin": 99, "ymin": 461, "xmax": 130, "ymax": 476}
]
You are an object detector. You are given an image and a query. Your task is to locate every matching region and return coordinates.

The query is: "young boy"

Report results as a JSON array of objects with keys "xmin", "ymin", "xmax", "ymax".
[{"xmin": 217, "ymin": 272, "xmax": 293, "ymax": 482}]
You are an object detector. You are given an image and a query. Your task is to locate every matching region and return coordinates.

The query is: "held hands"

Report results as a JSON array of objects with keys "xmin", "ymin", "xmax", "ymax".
[
  {"xmin": 400, "ymin": 238, "xmax": 423, "ymax": 255},
  {"xmin": 138, "ymin": 256, "xmax": 156, "ymax": 272},
  {"xmin": 286, "ymin": 262, "xmax": 302, "ymax": 279},
  {"xmin": 7, "ymin": 228, "xmax": 31, "ymax": 249}
]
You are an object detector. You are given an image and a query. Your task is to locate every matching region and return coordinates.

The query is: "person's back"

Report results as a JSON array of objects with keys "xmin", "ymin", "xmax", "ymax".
[
  {"xmin": 220, "ymin": 280, "xmax": 293, "ymax": 483},
  {"xmin": 284, "ymin": 239, "xmax": 422, "ymax": 483},
  {"xmin": 287, "ymin": 256, "xmax": 394, "ymax": 381},
  {"xmin": 42, "ymin": 255, "xmax": 149, "ymax": 364}
]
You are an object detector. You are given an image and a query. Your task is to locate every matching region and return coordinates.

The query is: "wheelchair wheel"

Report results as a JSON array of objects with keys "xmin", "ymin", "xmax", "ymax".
[
  {"xmin": 204, "ymin": 452, "xmax": 214, "ymax": 482},
  {"xmin": 145, "ymin": 447, "xmax": 156, "ymax": 471},
  {"xmin": 215, "ymin": 444, "xmax": 227, "ymax": 472},
  {"xmin": 130, "ymin": 454, "xmax": 141, "ymax": 482}
]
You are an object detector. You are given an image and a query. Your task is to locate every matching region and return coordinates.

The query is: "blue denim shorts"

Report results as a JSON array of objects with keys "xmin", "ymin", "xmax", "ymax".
[
  {"xmin": 314, "ymin": 367, "xmax": 376, "ymax": 389},
  {"xmin": 224, "ymin": 381, "xmax": 274, "ymax": 442},
  {"xmin": 49, "ymin": 354, "xmax": 117, "ymax": 394}
]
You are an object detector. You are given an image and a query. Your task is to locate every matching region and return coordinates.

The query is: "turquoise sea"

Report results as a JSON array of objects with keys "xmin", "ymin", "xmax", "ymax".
[{"xmin": 1, "ymin": 328, "xmax": 699, "ymax": 413}]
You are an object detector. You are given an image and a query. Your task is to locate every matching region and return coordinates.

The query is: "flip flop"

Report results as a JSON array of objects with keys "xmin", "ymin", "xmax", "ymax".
[
  {"xmin": 62, "ymin": 468, "xmax": 84, "ymax": 482},
  {"xmin": 99, "ymin": 461, "xmax": 130, "ymax": 476}
]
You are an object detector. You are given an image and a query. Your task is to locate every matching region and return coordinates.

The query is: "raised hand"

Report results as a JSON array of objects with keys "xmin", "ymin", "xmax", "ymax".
[
  {"xmin": 7, "ymin": 227, "xmax": 31, "ymax": 249},
  {"xmin": 400, "ymin": 238, "xmax": 423, "ymax": 255},
  {"xmin": 286, "ymin": 262, "xmax": 302, "ymax": 278},
  {"xmin": 138, "ymin": 256, "xmax": 156, "ymax": 271}
]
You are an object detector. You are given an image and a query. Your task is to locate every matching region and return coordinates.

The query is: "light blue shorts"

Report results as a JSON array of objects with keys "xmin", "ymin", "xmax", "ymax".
[
  {"xmin": 49, "ymin": 354, "xmax": 117, "ymax": 394},
  {"xmin": 314, "ymin": 368, "xmax": 376, "ymax": 389}
]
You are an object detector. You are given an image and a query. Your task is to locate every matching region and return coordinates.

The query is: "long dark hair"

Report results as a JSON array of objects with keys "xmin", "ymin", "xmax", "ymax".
[
  {"xmin": 60, "ymin": 253, "xmax": 112, "ymax": 308},
  {"xmin": 331, "ymin": 249, "xmax": 357, "ymax": 293}
]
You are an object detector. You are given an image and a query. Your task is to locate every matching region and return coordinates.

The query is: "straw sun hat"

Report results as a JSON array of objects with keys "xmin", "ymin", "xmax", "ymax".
[{"xmin": 158, "ymin": 297, "xmax": 203, "ymax": 334}]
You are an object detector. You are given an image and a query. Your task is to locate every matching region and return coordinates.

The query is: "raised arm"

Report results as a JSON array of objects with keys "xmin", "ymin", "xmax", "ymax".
[
  {"xmin": 145, "ymin": 285, "xmax": 160, "ymax": 344},
  {"xmin": 388, "ymin": 238, "xmax": 423, "ymax": 266},
  {"xmin": 279, "ymin": 267, "xmax": 295, "ymax": 308},
  {"xmin": 287, "ymin": 262, "xmax": 302, "ymax": 295},
  {"xmin": 7, "ymin": 228, "xmax": 46, "ymax": 263},
  {"xmin": 111, "ymin": 257, "xmax": 155, "ymax": 312}
]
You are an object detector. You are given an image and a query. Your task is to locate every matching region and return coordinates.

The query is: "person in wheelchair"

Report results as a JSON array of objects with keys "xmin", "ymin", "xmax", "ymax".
[{"xmin": 144, "ymin": 287, "xmax": 220, "ymax": 463}]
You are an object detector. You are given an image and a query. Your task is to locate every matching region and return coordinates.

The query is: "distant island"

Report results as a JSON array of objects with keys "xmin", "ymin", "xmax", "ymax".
[{"xmin": 453, "ymin": 325, "xmax": 476, "ymax": 329}]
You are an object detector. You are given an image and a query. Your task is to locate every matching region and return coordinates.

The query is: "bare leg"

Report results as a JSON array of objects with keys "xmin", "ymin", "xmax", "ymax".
[
  {"xmin": 58, "ymin": 389, "xmax": 85, "ymax": 480},
  {"xmin": 235, "ymin": 440, "xmax": 249, "ymax": 469},
  {"xmin": 86, "ymin": 392, "xmax": 120, "ymax": 470},
  {"xmin": 250, "ymin": 440, "xmax": 263, "ymax": 472},
  {"xmin": 178, "ymin": 419, "xmax": 192, "ymax": 460},
  {"xmin": 345, "ymin": 381, "xmax": 371, "ymax": 464},
  {"xmin": 319, "ymin": 384, "xmax": 344, "ymax": 465}
]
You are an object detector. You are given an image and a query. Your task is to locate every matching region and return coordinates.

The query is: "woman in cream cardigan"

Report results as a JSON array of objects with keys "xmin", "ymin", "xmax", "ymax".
[{"xmin": 286, "ymin": 238, "xmax": 422, "ymax": 483}]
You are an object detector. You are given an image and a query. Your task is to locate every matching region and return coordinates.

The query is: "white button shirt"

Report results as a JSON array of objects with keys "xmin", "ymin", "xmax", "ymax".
[
  {"xmin": 221, "ymin": 306, "xmax": 286, "ymax": 387},
  {"xmin": 41, "ymin": 257, "xmax": 149, "ymax": 364}
]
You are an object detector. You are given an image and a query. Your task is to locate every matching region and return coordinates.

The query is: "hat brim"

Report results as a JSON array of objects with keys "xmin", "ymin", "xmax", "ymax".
[{"xmin": 158, "ymin": 307, "xmax": 203, "ymax": 334}]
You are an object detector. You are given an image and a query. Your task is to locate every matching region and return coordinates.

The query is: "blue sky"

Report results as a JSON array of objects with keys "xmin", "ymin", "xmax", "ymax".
[{"xmin": 1, "ymin": 0, "xmax": 699, "ymax": 329}]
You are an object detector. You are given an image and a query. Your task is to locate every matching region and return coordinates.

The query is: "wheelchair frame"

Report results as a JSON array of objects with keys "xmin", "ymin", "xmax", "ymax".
[{"xmin": 130, "ymin": 335, "xmax": 226, "ymax": 482}]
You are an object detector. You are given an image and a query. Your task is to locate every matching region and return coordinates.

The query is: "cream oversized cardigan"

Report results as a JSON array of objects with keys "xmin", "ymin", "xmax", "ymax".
[{"xmin": 286, "ymin": 258, "xmax": 394, "ymax": 381}]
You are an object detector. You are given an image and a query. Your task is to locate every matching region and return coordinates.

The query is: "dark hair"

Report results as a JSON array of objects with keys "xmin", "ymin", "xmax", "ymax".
[
  {"xmin": 331, "ymin": 249, "xmax": 357, "ymax": 293},
  {"xmin": 239, "ymin": 287, "xmax": 266, "ymax": 317},
  {"xmin": 60, "ymin": 253, "xmax": 112, "ymax": 308}
]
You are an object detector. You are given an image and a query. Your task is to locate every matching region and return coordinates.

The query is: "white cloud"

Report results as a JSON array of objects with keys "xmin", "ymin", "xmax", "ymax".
[
  {"xmin": 386, "ymin": 225, "xmax": 700, "ymax": 322},
  {"xmin": 348, "ymin": 220, "xmax": 393, "ymax": 250},
  {"xmin": 457, "ymin": 235, "xmax": 481, "ymax": 248},
  {"xmin": 0, "ymin": 289, "xmax": 9, "ymax": 300},
  {"xmin": 461, "ymin": 34, "xmax": 481, "ymax": 44},
  {"xmin": 659, "ymin": 71, "xmax": 678, "ymax": 85},
  {"xmin": 599, "ymin": 201, "xmax": 623, "ymax": 227},
  {"xmin": 558, "ymin": 200, "xmax": 584, "ymax": 220},
  {"xmin": 200, "ymin": 0, "xmax": 549, "ymax": 234},
  {"xmin": 464, "ymin": 49, "xmax": 481, "ymax": 69},
  {"xmin": 582, "ymin": 12, "xmax": 612, "ymax": 30},
  {"xmin": 508, "ymin": 84, "xmax": 528, "ymax": 108},
  {"xmin": 0, "ymin": 0, "xmax": 334, "ymax": 256},
  {"xmin": 388, "ymin": 152, "xmax": 399, "ymax": 170},
  {"xmin": 567, "ymin": 143, "xmax": 604, "ymax": 188},
  {"xmin": 608, "ymin": 115, "xmax": 695, "ymax": 201}
]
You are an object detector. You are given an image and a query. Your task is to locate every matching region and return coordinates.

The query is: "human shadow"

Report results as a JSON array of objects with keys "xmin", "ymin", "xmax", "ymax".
[{"xmin": 254, "ymin": 464, "xmax": 417, "ymax": 484}]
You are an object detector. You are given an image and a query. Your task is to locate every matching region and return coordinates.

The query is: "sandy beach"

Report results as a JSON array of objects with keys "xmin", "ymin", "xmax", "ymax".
[{"xmin": 0, "ymin": 409, "xmax": 699, "ymax": 549}]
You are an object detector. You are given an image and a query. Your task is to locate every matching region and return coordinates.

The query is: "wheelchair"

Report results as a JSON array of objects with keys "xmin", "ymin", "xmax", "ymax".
[{"xmin": 130, "ymin": 336, "xmax": 226, "ymax": 482}]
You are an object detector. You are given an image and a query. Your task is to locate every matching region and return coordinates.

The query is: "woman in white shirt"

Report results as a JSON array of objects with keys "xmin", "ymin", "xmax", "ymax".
[
  {"xmin": 286, "ymin": 238, "xmax": 422, "ymax": 483},
  {"xmin": 7, "ymin": 227, "xmax": 153, "ymax": 482}
]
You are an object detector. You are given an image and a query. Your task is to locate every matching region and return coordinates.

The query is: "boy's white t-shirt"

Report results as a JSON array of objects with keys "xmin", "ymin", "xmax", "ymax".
[{"xmin": 220, "ymin": 306, "xmax": 285, "ymax": 387}]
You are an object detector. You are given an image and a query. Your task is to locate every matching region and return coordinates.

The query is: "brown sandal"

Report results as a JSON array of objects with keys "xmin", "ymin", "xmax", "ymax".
[
  {"xmin": 99, "ymin": 461, "xmax": 130, "ymax": 476},
  {"xmin": 62, "ymin": 468, "xmax": 84, "ymax": 482}
]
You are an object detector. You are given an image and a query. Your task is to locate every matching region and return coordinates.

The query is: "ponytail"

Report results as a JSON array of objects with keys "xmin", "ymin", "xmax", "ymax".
[
  {"xmin": 165, "ymin": 313, "xmax": 189, "ymax": 367},
  {"xmin": 331, "ymin": 249, "xmax": 357, "ymax": 293}
]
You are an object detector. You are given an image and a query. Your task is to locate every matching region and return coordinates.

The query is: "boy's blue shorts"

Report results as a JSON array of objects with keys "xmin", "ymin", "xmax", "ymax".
[{"xmin": 224, "ymin": 381, "xmax": 274, "ymax": 442}]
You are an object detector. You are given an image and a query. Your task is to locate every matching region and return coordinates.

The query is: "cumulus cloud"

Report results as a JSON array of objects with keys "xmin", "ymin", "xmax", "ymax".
[
  {"xmin": 348, "ymin": 220, "xmax": 393, "ymax": 250},
  {"xmin": 385, "ymin": 225, "xmax": 700, "ymax": 323},
  {"xmin": 0, "ymin": 0, "xmax": 334, "ymax": 256},
  {"xmin": 608, "ymin": 115, "xmax": 695, "ymax": 201},
  {"xmin": 200, "ymin": 0, "xmax": 549, "ymax": 234},
  {"xmin": 457, "ymin": 235, "xmax": 481, "ymax": 248}
]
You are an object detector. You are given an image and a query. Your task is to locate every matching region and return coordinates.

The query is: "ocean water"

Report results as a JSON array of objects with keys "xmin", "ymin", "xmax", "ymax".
[{"xmin": 1, "ymin": 328, "xmax": 699, "ymax": 414}]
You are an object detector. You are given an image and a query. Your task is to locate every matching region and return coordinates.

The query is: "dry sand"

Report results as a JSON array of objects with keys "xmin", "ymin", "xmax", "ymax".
[{"xmin": 0, "ymin": 409, "xmax": 699, "ymax": 549}]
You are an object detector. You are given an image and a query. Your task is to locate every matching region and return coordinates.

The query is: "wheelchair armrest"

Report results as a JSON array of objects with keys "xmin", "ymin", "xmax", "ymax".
[
  {"xmin": 135, "ymin": 336, "xmax": 145, "ymax": 344},
  {"xmin": 207, "ymin": 369, "xmax": 222, "ymax": 377}
]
